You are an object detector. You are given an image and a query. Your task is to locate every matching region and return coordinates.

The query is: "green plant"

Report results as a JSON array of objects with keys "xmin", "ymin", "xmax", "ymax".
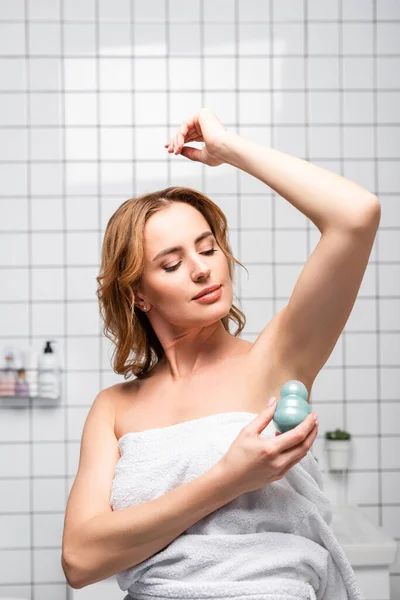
[{"xmin": 325, "ymin": 428, "xmax": 351, "ymax": 440}]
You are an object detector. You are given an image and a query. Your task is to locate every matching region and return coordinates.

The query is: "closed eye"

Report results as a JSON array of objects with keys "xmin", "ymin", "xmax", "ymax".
[{"xmin": 163, "ymin": 249, "xmax": 218, "ymax": 273}]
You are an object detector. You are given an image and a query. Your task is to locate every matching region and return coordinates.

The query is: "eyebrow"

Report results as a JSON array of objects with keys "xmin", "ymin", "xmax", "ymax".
[{"xmin": 152, "ymin": 231, "xmax": 215, "ymax": 262}]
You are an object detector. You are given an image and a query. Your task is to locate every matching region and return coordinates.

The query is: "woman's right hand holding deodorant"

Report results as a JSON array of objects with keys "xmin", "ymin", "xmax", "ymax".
[{"xmin": 218, "ymin": 396, "xmax": 319, "ymax": 495}]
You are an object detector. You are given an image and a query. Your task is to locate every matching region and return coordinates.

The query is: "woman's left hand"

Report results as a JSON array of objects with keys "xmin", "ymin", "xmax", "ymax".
[{"xmin": 164, "ymin": 107, "xmax": 229, "ymax": 167}]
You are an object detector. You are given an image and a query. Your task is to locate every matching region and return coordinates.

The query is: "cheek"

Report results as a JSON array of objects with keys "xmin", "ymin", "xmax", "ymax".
[
  {"xmin": 220, "ymin": 255, "xmax": 231, "ymax": 278},
  {"xmin": 153, "ymin": 276, "xmax": 185, "ymax": 303}
]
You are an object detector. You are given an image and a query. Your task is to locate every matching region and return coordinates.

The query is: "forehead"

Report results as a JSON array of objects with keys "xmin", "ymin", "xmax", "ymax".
[{"xmin": 144, "ymin": 202, "xmax": 209, "ymax": 246}]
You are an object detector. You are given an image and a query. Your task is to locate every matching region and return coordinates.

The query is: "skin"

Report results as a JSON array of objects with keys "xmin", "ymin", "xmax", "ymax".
[{"xmin": 133, "ymin": 201, "xmax": 247, "ymax": 383}]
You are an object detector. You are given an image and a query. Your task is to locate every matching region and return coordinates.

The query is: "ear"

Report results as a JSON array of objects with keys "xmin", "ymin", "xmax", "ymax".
[{"xmin": 131, "ymin": 286, "xmax": 146, "ymax": 310}]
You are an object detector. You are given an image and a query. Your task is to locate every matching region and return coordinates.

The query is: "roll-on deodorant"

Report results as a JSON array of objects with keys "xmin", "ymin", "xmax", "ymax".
[{"xmin": 273, "ymin": 380, "xmax": 311, "ymax": 433}]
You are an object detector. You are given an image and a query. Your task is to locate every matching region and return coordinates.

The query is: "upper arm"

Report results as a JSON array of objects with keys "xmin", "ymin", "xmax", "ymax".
[
  {"xmin": 62, "ymin": 388, "xmax": 120, "ymax": 562},
  {"xmin": 251, "ymin": 205, "xmax": 380, "ymax": 390}
]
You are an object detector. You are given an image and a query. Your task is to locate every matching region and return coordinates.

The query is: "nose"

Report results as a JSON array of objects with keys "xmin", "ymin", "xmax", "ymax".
[{"xmin": 192, "ymin": 256, "xmax": 211, "ymax": 279}]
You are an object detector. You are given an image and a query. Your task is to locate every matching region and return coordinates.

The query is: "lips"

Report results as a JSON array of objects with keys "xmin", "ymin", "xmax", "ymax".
[{"xmin": 193, "ymin": 284, "xmax": 221, "ymax": 300}]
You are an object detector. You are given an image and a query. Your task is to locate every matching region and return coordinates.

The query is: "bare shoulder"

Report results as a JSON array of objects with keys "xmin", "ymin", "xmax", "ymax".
[
  {"xmin": 100, "ymin": 378, "xmax": 147, "ymax": 440},
  {"xmin": 99, "ymin": 378, "xmax": 138, "ymax": 415}
]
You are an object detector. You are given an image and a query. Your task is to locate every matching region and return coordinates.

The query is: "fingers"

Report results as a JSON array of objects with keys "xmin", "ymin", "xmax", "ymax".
[
  {"xmin": 180, "ymin": 146, "xmax": 204, "ymax": 163},
  {"xmin": 164, "ymin": 108, "xmax": 225, "ymax": 155},
  {"xmin": 165, "ymin": 116, "xmax": 203, "ymax": 154},
  {"xmin": 165, "ymin": 132, "xmax": 200, "ymax": 154},
  {"xmin": 164, "ymin": 133, "xmax": 185, "ymax": 155},
  {"xmin": 273, "ymin": 412, "xmax": 318, "ymax": 451},
  {"xmin": 280, "ymin": 421, "xmax": 319, "ymax": 469},
  {"xmin": 164, "ymin": 121, "xmax": 189, "ymax": 154},
  {"xmin": 164, "ymin": 134, "xmax": 179, "ymax": 154},
  {"xmin": 245, "ymin": 399, "xmax": 277, "ymax": 437}
]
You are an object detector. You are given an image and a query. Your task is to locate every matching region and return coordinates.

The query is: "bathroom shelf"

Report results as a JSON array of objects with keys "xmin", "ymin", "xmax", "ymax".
[
  {"xmin": 0, "ymin": 395, "xmax": 61, "ymax": 407},
  {"xmin": 0, "ymin": 367, "xmax": 62, "ymax": 405},
  {"xmin": 0, "ymin": 367, "xmax": 63, "ymax": 407}
]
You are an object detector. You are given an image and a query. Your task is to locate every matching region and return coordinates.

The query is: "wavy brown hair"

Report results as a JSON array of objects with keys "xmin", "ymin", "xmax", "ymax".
[{"xmin": 96, "ymin": 186, "xmax": 248, "ymax": 380}]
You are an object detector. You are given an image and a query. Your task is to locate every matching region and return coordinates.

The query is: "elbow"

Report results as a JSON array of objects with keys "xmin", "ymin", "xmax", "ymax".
[
  {"xmin": 62, "ymin": 548, "xmax": 87, "ymax": 590},
  {"xmin": 353, "ymin": 195, "xmax": 381, "ymax": 232},
  {"xmin": 365, "ymin": 195, "xmax": 381, "ymax": 229}
]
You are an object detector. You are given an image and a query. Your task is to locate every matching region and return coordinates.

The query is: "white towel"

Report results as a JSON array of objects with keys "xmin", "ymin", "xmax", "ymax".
[{"xmin": 110, "ymin": 411, "xmax": 364, "ymax": 600}]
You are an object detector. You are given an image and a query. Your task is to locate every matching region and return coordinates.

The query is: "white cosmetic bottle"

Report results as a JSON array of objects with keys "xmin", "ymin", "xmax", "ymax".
[
  {"xmin": 23, "ymin": 346, "xmax": 39, "ymax": 397},
  {"xmin": 38, "ymin": 341, "xmax": 60, "ymax": 400}
]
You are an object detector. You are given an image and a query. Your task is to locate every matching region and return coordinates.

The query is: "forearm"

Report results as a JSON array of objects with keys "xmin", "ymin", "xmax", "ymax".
[
  {"xmin": 66, "ymin": 461, "xmax": 238, "ymax": 589},
  {"xmin": 217, "ymin": 132, "xmax": 380, "ymax": 234}
]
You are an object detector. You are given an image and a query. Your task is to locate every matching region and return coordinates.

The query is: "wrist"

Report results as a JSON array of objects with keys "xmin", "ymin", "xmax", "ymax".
[
  {"xmin": 214, "ymin": 131, "xmax": 243, "ymax": 166},
  {"xmin": 211, "ymin": 458, "xmax": 245, "ymax": 501}
]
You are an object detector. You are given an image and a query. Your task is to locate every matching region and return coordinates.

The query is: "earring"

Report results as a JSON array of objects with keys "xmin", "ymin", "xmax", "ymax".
[{"xmin": 143, "ymin": 304, "xmax": 147, "ymax": 311}]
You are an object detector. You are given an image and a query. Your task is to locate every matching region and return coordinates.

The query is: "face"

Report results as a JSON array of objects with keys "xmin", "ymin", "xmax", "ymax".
[{"xmin": 135, "ymin": 202, "xmax": 233, "ymax": 329}]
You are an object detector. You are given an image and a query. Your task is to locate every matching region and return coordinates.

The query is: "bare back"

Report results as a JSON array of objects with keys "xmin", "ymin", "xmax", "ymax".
[{"xmin": 112, "ymin": 334, "xmax": 291, "ymax": 442}]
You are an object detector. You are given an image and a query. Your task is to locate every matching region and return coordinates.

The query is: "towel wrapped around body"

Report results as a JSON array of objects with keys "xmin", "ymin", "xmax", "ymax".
[{"xmin": 110, "ymin": 411, "xmax": 364, "ymax": 600}]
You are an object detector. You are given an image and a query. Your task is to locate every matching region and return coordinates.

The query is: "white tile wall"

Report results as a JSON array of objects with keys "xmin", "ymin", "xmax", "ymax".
[{"xmin": 0, "ymin": 1, "xmax": 399, "ymax": 599}]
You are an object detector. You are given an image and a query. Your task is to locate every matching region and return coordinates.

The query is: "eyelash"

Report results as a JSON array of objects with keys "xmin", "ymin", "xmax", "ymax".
[{"xmin": 163, "ymin": 249, "xmax": 218, "ymax": 272}]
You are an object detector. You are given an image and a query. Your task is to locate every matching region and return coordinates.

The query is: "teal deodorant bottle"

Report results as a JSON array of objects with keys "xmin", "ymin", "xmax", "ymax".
[{"xmin": 273, "ymin": 380, "xmax": 311, "ymax": 433}]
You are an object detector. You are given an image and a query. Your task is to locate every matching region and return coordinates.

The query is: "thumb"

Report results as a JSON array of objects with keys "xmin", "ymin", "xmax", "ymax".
[
  {"xmin": 180, "ymin": 145, "xmax": 204, "ymax": 163},
  {"xmin": 247, "ymin": 397, "xmax": 277, "ymax": 435}
]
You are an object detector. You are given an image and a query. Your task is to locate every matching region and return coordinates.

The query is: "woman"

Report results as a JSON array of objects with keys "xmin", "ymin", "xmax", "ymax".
[{"xmin": 61, "ymin": 108, "xmax": 380, "ymax": 598}]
